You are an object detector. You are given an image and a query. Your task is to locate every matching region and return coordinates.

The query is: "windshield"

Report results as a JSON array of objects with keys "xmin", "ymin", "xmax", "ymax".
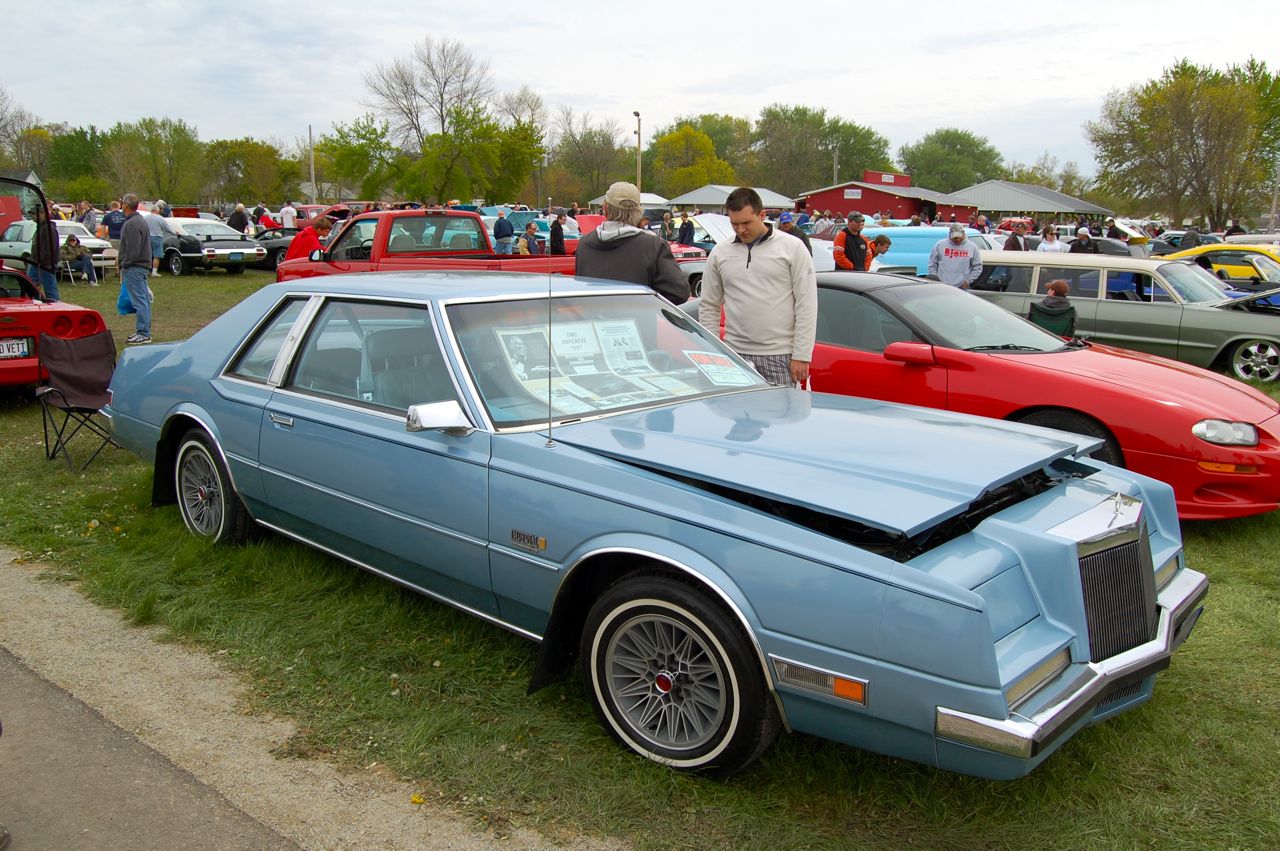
[
  {"xmin": 1250, "ymin": 255, "xmax": 1280, "ymax": 281},
  {"xmin": 1158, "ymin": 261, "xmax": 1235, "ymax": 303},
  {"xmin": 54, "ymin": 221, "xmax": 93, "ymax": 239},
  {"xmin": 176, "ymin": 221, "xmax": 243, "ymax": 237},
  {"xmin": 877, "ymin": 283, "xmax": 1067, "ymax": 352},
  {"xmin": 447, "ymin": 293, "xmax": 767, "ymax": 428}
]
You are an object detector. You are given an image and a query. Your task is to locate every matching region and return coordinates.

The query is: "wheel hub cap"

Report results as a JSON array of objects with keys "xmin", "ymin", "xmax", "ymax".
[{"xmin": 654, "ymin": 671, "xmax": 674, "ymax": 694}]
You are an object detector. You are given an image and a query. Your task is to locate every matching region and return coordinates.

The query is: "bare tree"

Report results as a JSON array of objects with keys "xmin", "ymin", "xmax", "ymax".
[
  {"xmin": 0, "ymin": 86, "xmax": 38, "ymax": 159},
  {"xmin": 364, "ymin": 57, "xmax": 430, "ymax": 150},
  {"xmin": 494, "ymin": 85, "xmax": 547, "ymax": 129},
  {"xmin": 553, "ymin": 106, "xmax": 624, "ymax": 197},
  {"xmin": 364, "ymin": 37, "xmax": 494, "ymax": 151}
]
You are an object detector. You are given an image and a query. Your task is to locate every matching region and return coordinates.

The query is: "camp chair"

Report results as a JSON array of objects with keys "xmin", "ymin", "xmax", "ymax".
[
  {"xmin": 36, "ymin": 330, "xmax": 119, "ymax": 471},
  {"xmin": 1027, "ymin": 302, "xmax": 1077, "ymax": 338}
]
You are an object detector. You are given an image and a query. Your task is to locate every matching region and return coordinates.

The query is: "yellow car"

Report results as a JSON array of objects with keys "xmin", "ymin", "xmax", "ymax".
[{"xmin": 1167, "ymin": 243, "xmax": 1280, "ymax": 286}]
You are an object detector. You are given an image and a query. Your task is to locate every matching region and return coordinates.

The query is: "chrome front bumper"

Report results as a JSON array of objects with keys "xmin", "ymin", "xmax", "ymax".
[{"xmin": 935, "ymin": 567, "xmax": 1207, "ymax": 760}]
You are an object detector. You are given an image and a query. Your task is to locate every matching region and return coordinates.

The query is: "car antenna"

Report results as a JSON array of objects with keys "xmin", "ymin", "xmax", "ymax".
[{"xmin": 545, "ymin": 273, "xmax": 555, "ymax": 448}]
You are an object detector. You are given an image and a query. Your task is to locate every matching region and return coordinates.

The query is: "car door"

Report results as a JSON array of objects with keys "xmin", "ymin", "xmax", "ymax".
[
  {"xmin": 258, "ymin": 298, "xmax": 496, "ymax": 615},
  {"xmin": 1032, "ymin": 262, "xmax": 1101, "ymax": 337},
  {"xmin": 809, "ymin": 285, "xmax": 947, "ymax": 407},
  {"xmin": 314, "ymin": 217, "xmax": 380, "ymax": 275},
  {"xmin": 1090, "ymin": 270, "xmax": 1183, "ymax": 360}
]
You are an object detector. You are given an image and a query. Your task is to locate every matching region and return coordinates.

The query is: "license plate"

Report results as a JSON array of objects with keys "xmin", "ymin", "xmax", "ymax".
[
  {"xmin": 0, "ymin": 337, "xmax": 30, "ymax": 359},
  {"xmin": 229, "ymin": 252, "xmax": 243, "ymax": 262}
]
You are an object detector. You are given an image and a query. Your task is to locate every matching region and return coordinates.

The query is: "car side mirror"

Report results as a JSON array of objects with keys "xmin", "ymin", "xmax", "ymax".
[
  {"xmin": 406, "ymin": 400, "xmax": 474, "ymax": 435},
  {"xmin": 883, "ymin": 341, "xmax": 936, "ymax": 365},
  {"xmin": 308, "ymin": 248, "xmax": 324, "ymax": 262}
]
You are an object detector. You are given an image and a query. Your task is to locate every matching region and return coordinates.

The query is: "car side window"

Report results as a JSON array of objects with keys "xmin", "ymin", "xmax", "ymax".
[
  {"xmin": 1105, "ymin": 271, "xmax": 1163, "ymax": 302},
  {"xmin": 1037, "ymin": 266, "xmax": 1100, "ymax": 299},
  {"xmin": 972, "ymin": 263, "xmax": 1032, "ymax": 293},
  {"xmin": 816, "ymin": 287, "xmax": 919, "ymax": 353},
  {"xmin": 227, "ymin": 298, "xmax": 308, "ymax": 383},
  {"xmin": 385, "ymin": 215, "xmax": 486, "ymax": 253},
  {"xmin": 329, "ymin": 219, "xmax": 379, "ymax": 261},
  {"xmin": 286, "ymin": 300, "xmax": 455, "ymax": 411}
]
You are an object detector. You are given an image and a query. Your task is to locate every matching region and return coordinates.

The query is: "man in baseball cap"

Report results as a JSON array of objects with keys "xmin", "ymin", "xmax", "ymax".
[
  {"xmin": 574, "ymin": 182, "xmax": 688, "ymax": 303},
  {"xmin": 928, "ymin": 223, "xmax": 982, "ymax": 287},
  {"xmin": 776, "ymin": 211, "xmax": 812, "ymax": 256}
]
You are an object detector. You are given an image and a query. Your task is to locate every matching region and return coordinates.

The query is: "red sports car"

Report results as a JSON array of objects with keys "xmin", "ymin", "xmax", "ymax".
[
  {"xmin": 1, "ymin": 177, "xmax": 109, "ymax": 387},
  {"xmin": 807, "ymin": 272, "xmax": 1280, "ymax": 521}
]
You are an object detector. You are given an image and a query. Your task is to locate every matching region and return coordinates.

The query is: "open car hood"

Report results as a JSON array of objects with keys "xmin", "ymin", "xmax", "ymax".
[
  {"xmin": 1215, "ymin": 286, "xmax": 1280, "ymax": 308},
  {"xmin": 551, "ymin": 391, "xmax": 1095, "ymax": 538},
  {"xmin": 0, "ymin": 176, "xmax": 46, "ymax": 266}
]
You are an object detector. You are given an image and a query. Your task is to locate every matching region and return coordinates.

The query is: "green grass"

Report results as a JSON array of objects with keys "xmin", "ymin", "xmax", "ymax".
[{"xmin": 3, "ymin": 277, "xmax": 1279, "ymax": 848}]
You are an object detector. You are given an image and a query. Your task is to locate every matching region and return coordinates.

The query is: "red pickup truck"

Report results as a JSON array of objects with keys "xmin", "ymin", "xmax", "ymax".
[{"xmin": 276, "ymin": 208, "xmax": 577, "ymax": 281}]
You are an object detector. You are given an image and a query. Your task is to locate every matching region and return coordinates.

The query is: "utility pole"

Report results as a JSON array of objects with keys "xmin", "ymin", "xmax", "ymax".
[
  {"xmin": 833, "ymin": 149, "xmax": 839, "ymax": 185},
  {"xmin": 308, "ymin": 125, "xmax": 316, "ymax": 204},
  {"xmin": 1270, "ymin": 161, "xmax": 1280, "ymax": 230},
  {"xmin": 633, "ymin": 111, "xmax": 642, "ymax": 191}
]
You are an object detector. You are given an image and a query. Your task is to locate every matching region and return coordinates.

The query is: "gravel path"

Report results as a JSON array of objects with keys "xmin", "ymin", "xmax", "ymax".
[{"xmin": 0, "ymin": 545, "xmax": 620, "ymax": 851}]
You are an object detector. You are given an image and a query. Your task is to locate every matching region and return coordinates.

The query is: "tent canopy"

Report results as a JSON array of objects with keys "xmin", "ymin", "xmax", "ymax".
[
  {"xmin": 665, "ymin": 185, "xmax": 794, "ymax": 209},
  {"xmin": 588, "ymin": 191, "xmax": 670, "ymax": 207}
]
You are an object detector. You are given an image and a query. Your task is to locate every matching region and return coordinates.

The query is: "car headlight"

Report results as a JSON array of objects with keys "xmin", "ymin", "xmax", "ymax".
[{"xmin": 1192, "ymin": 419, "xmax": 1258, "ymax": 446}]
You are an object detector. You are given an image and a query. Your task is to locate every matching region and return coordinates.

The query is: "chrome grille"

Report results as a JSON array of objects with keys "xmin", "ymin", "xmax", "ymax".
[
  {"xmin": 1097, "ymin": 680, "xmax": 1144, "ymax": 712},
  {"xmin": 1079, "ymin": 536, "xmax": 1157, "ymax": 662}
]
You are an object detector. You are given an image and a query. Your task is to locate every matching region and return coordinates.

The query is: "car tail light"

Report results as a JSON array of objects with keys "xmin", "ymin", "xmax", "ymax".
[
  {"xmin": 78, "ymin": 313, "xmax": 100, "ymax": 334},
  {"xmin": 50, "ymin": 315, "xmax": 73, "ymax": 337}
]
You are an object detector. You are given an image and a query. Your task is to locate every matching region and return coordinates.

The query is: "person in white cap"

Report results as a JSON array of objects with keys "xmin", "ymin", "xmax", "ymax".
[
  {"xmin": 1069, "ymin": 227, "xmax": 1101, "ymax": 254},
  {"xmin": 928, "ymin": 223, "xmax": 982, "ymax": 287},
  {"xmin": 574, "ymin": 181, "xmax": 688, "ymax": 304}
]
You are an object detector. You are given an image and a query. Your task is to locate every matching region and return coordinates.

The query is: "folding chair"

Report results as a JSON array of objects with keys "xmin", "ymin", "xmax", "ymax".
[
  {"xmin": 36, "ymin": 330, "xmax": 119, "ymax": 471},
  {"xmin": 99, "ymin": 247, "xmax": 119, "ymax": 283}
]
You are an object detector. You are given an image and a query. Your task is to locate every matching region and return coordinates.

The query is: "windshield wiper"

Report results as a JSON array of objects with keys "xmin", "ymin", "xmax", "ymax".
[{"xmin": 964, "ymin": 344, "xmax": 1043, "ymax": 351}]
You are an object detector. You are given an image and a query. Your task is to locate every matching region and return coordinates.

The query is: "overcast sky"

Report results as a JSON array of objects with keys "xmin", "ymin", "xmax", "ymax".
[{"xmin": 7, "ymin": 2, "xmax": 1278, "ymax": 180}]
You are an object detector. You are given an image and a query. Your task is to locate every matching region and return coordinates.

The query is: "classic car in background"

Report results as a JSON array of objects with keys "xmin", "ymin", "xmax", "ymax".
[
  {"xmin": 971, "ymin": 251, "xmax": 1280, "ymax": 382},
  {"xmin": 162, "ymin": 218, "xmax": 267, "ymax": 275},
  {"xmin": 0, "ymin": 177, "xmax": 109, "ymax": 386},
  {"xmin": 251, "ymin": 227, "xmax": 300, "ymax": 270},
  {"xmin": 1167, "ymin": 244, "xmax": 1280, "ymax": 289},
  {"xmin": 105, "ymin": 271, "xmax": 1206, "ymax": 780},
  {"xmin": 802, "ymin": 273, "xmax": 1280, "ymax": 520}
]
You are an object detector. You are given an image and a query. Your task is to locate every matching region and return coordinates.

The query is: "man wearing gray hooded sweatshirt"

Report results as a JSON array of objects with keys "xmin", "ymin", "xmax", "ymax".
[
  {"xmin": 575, "ymin": 182, "xmax": 689, "ymax": 304},
  {"xmin": 928, "ymin": 223, "xmax": 983, "ymax": 287}
]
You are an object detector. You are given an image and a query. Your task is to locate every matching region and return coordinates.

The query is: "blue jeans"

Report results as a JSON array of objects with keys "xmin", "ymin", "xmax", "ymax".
[
  {"xmin": 70, "ymin": 255, "xmax": 97, "ymax": 283},
  {"xmin": 27, "ymin": 265, "xmax": 58, "ymax": 301},
  {"xmin": 123, "ymin": 266, "xmax": 151, "ymax": 336},
  {"xmin": 494, "ymin": 237, "xmax": 514, "ymax": 255}
]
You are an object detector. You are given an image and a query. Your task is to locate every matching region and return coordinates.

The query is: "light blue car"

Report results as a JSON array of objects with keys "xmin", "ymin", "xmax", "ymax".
[
  {"xmin": 861, "ymin": 225, "xmax": 993, "ymax": 275},
  {"xmin": 104, "ymin": 272, "xmax": 1207, "ymax": 779}
]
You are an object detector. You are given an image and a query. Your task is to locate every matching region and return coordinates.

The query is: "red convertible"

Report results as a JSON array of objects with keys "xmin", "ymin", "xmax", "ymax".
[{"xmin": 806, "ymin": 272, "xmax": 1280, "ymax": 521}]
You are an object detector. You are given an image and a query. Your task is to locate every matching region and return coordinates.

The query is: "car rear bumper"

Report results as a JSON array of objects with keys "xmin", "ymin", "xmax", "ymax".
[{"xmin": 935, "ymin": 566, "xmax": 1207, "ymax": 762}]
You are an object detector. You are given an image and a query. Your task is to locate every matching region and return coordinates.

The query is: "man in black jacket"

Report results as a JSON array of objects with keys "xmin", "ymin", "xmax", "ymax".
[
  {"xmin": 549, "ymin": 213, "xmax": 567, "ymax": 255},
  {"xmin": 676, "ymin": 211, "xmax": 694, "ymax": 245},
  {"xmin": 1069, "ymin": 227, "xmax": 1100, "ymax": 254},
  {"xmin": 1004, "ymin": 221, "xmax": 1031, "ymax": 250},
  {"xmin": 575, "ymin": 182, "xmax": 688, "ymax": 303}
]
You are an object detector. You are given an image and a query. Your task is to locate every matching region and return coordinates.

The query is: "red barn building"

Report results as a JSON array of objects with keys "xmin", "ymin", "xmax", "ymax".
[{"xmin": 797, "ymin": 170, "xmax": 977, "ymax": 222}]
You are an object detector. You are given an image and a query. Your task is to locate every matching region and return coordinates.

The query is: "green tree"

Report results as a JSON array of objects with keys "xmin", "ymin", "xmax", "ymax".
[
  {"xmin": 47, "ymin": 126, "xmax": 105, "ymax": 193},
  {"xmin": 490, "ymin": 119, "xmax": 544, "ymax": 205},
  {"xmin": 11, "ymin": 126, "xmax": 53, "ymax": 178},
  {"xmin": 650, "ymin": 126, "xmax": 735, "ymax": 197},
  {"xmin": 1087, "ymin": 59, "xmax": 1279, "ymax": 227},
  {"xmin": 553, "ymin": 106, "xmax": 625, "ymax": 200},
  {"xmin": 824, "ymin": 118, "xmax": 894, "ymax": 185},
  {"xmin": 110, "ymin": 117, "xmax": 204, "ymax": 201},
  {"xmin": 752, "ymin": 104, "xmax": 829, "ymax": 197},
  {"xmin": 398, "ymin": 104, "xmax": 502, "ymax": 203},
  {"xmin": 318, "ymin": 115, "xmax": 400, "ymax": 200},
  {"xmin": 650, "ymin": 113, "xmax": 754, "ymax": 177},
  {"xmin": 1007, "ymin": 151, "xmax": 1091, "ymax": 197},
  {"xmin": 898, "ymin": 128, "xmax": 1007, "ymax": 194}
]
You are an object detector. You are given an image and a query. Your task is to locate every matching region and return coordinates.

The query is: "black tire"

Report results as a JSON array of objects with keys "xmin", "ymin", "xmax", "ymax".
[
  {"xmin": 688, "ymin": 273, "xmax": 703, "ymax": 298},
  {"xmin": 174, "ymin": 431, "xmax": 251, "ymax": 544},
  {"xmin": 1015, "ymin": 409, "xmax": 1124, "ymax": 467},
  {"xmin": 269, "ymin": 247, "xmax": 287, "ymax": 270},
  {"xmin": 165, "ymin": 251, "xmax": 187, "ymax": 276},
  {"xmin": 1229, "ymin": 338, "xmax": 1280, "ymax": 383},
  {"xmin": 580, "ymin": 574, "xmax": 780, "ymax": 777},
  {"xmin": 226, "ymin": 263, "xmax": 245, "ymax": 275}
]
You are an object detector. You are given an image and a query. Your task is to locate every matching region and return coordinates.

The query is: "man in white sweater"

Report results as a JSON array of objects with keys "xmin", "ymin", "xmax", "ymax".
[{"xmin": 698, "ymin": 187, "xmax": 817, "ymax": 386}]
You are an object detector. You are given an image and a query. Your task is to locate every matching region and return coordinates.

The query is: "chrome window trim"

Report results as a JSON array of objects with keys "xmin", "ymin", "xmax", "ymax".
[
  {"xmin": 255, "ymin": 519, "xmax": 541, "ymax": 643},
  {"xmin": 221, "ymin": 293, "xmax": 321, "ymax": 387},
  {"xmin": 561, "ymin": 545, "xmax": 791, "ymax": 732}
]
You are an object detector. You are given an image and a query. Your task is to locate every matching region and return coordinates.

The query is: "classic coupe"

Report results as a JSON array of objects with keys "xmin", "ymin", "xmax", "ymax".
[
  {"xmin": 104, "ymin": 272, "xmax": 1207, "ymax": 779},
  {"xmin": 803, "ymin": 273, "xmax": 1280, "ymax": 521},
  {"xmin": 162, "ymin": 218, "xmax": 267, "ymax": 276}
]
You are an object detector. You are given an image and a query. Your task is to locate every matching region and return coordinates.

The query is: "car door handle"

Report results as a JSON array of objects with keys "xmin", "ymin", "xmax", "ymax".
[{"xmin": 269, "ymin": 413, "xmax": 294, "ymax": 428}]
